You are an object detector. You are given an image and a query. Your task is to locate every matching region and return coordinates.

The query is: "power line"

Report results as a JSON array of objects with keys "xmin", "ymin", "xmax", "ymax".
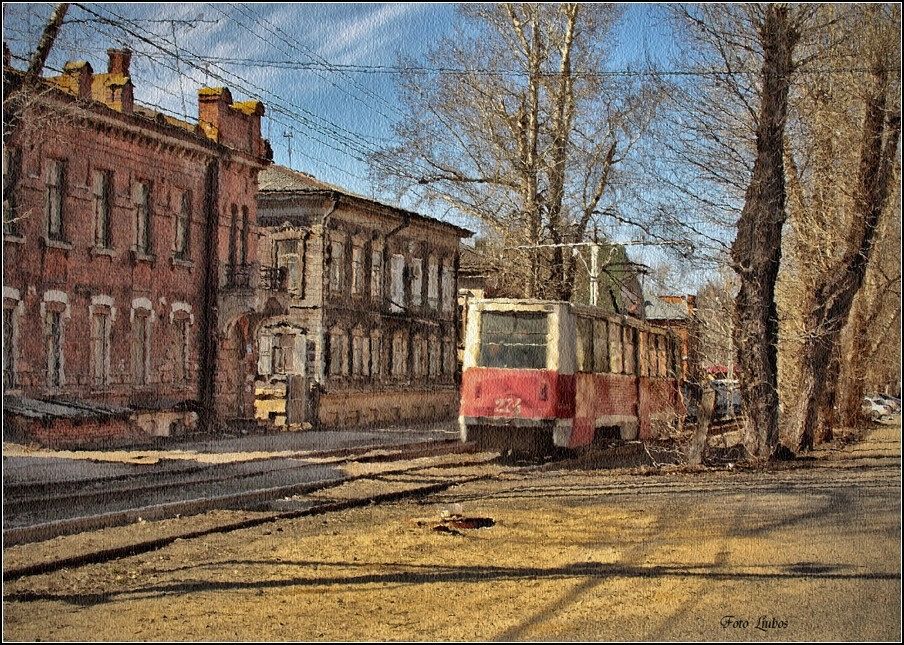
[{"xmin": 174, "ymin": 56, "xmax": 903, "ymax": 78}]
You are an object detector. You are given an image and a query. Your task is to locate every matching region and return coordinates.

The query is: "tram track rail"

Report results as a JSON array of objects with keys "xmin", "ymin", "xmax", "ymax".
[
  {"xmin": 3, "ymin": 452, "xmax": 542, "ymax": 582},
  {"xmin": 3, "ymin": 440, "xmax": 479, "ymax": 548}
]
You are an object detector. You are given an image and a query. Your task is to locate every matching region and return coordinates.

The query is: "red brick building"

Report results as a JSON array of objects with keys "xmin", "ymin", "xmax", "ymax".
[{"xmin": 2, "ymin": 49, "xmax": 271, "ymax": 445}]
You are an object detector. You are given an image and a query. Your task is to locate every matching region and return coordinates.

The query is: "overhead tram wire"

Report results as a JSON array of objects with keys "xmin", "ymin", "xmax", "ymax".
[
  {"xmin": 85, "ymin": 2, "xmax": 447, "ymax": 181},
  {"xmin": 167, "ymin": 57, "xmax": 903, "ymax": 79},
  {"xmin": 73, "ymin": 3, "xmax": 394, "ymax": 168},
  {"xmin": 80, "ymin": 4, "xmax": 494, "ymax": 216},
  {"xmin": 75, "ymin": 3, "xmax": 466, "ymax": 215},
  {"xmin": 69, "ymin": 4, "xmax": 674, "ymax": 233},
  {"xmin": 220, "ymin": 3, "xmax": 405, "ymax": 127}
]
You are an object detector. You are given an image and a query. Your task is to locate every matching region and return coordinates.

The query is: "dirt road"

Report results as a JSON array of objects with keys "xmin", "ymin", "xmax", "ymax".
[{"xmin": 3, "ymin": 425, "xmax": 900, "ymax": 641}]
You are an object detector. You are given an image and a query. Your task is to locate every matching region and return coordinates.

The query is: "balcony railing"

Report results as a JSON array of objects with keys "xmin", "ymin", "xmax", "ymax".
[
  {"xmin": 225, "ymin": 263, "xmax": 253, "ymax": 289},
  {"xmin": 259, "ymin": 265, "xmax": 288, "ymax": 292}
]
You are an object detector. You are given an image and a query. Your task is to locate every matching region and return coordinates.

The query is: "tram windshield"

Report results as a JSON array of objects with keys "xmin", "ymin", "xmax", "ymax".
[{"xmin": 478, "ymin": 311, "xmax": 549, "ymax": 369}]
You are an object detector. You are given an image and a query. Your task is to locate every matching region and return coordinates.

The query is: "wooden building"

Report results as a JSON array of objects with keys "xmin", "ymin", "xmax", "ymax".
[{"xmin": 254, "ymin": 165, "xmax": 472, "ymax": 428}]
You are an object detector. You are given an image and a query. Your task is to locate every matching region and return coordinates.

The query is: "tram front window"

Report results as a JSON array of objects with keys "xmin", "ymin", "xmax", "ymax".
[{"xmin": 478, "ymin": 311, "xmax": 548, "ymax": 369}]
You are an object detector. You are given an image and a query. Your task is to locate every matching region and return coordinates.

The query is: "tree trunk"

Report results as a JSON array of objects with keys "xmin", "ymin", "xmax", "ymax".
[
  {"xmin": 730, "ymin": 5, "xmax": 798, "ymax": 458},
  {"xmin": 817, "ymin": 346, "xmax": 841, "ymax": 443},
  {"xmin": 3, "ymin": 3, "xmax": 69, "ymax": 143},
  {"xmin": 687, "ymin": 384, "xmax": 716, "ymax": 465},
  {"xmin": 794, "ymin": 62, "xmax": 901, "ymax": 452}
]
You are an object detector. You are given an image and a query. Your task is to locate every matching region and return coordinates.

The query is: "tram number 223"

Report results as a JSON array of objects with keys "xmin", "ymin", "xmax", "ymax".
[{"xmin": 494, "ymin": 397, "xmax": 522, "ymax": 416}]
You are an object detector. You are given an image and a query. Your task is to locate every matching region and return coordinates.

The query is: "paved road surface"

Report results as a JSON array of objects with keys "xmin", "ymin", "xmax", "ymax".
[{"xmin": 3, "ymin": 424, "xmax": 900, "ymax": 641}]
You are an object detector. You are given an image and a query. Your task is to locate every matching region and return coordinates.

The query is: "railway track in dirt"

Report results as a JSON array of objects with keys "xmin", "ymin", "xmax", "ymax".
[
  {"xmin": 3, "ymin": 449, "xmax": 548, "ymax": 582},
  {"xmin": 2, "ymin": 440, "xmax": 480, "ymax": 548}
]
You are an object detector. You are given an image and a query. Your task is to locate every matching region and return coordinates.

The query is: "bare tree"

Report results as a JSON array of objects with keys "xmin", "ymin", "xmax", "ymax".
[
  {"xmin": 786, "ymin": 6, "xmax": 901, "ymax": 450},
  {"xmin": 725, "ymin": 5, "xmax": 799, "ymax": 458},
  {"xmin": 372, "ymin": 3, "xmax": 659, "ymax": 300},
  {"xmin": 3, "ymin": 3, "xmax": 69, "ymax": 142}
]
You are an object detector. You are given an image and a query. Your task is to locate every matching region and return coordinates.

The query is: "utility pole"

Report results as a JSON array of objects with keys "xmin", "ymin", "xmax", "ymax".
[
  {"xmin": 589, "ymin": 244, "xmax": 599, "ymax": 307},
  {"xmin": 283, "ymin": 130, "xmax": 294, "ymax": 168}
]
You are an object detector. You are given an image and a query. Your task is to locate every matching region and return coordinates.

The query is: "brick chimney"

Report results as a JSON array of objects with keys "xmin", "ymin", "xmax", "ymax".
[
  {"xmin": 197, "ymin": 87, "xmax": 233, "ymax": 143},
  {"xmin": 62, "ymin": 60, "xmax": 93, "ymax": 100},
  {"xmin": 197, "ymin": 87, "xmax": 266, "ymax": 157},
  {"xmin": 107, "ymin": 48, "xmax": 131, "ymax": 76},
  {"xmin": 103, "ymin": 48, "xmax": 133, "ymax": 114}
]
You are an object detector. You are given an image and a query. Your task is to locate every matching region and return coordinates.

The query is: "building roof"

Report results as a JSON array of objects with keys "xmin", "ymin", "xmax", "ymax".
[
  {"xmin": 644, "ymin": 292, "xmax": 691, "ymax": 321},
  {"xmin": 259, "ymin": 164, "xmax": 473, "ymax": 238}
]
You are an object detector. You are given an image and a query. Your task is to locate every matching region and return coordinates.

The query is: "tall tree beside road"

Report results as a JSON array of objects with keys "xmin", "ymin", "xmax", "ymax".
[
  {"xmin": 672, "ymin": 5, "xmax": 801, "ymax": 458},
  {"xmin": 791, "ymin": 6, "xmax": 901, "ymax": 451},
  {"xmin": 372, "ymin": 3, "xmax": 659, "ymax": 300}
]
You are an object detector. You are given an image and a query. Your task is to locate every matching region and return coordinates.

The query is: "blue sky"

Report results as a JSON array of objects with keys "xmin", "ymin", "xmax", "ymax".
[{"xmin": 4, "ymin": 2, "xmax": 702, "ymax": 290}]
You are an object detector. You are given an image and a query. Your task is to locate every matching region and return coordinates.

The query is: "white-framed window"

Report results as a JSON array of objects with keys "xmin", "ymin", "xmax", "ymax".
[
  {"xmin": 352, "ymin": 327, "xmax": 370, "ymax": 377},
  {"xmin": 131, "ymin": 299, "xmax": 153, "ymax": 386},
  {"xmin": 329, "ymin": 239, "xmax": 346, "ymax": 293},
  {"xmin": 275, "ymin": 238, "xmax": 302, "ymax": 294},
  {"xmin": 412, "ymin": 334, "xmax": 428, "ymax": 378},
  {"xmin": 428, "ymin": 334, "xmax": 440, "ymax": 378},
  {"xmin": 41, "ymin": 290, "xmax": 69, "ymax": 389},
  {"xmin": 441, "ymin": 259, "xmax": 454, "ymax": 313},
  {"xmin": 46, "ymin": 309, "xmax": 64, "ymax": 387},
  {"xmin": 90, "ymin": 303, "xmax": 113, "ymax": 387},
  {"xmin": 3, "ymin": 288, "xmax": 21, "ymax": 391},
  {"xmin": 443, "ymin": 336, "xmax": 455, "ymax": 376},
  {"xmin": 329, "ymin": 327, "xmax": 348, "ymax": 377},
  {"xmin": 175, "ymin": 190, "xmax": 191, "ymax": 259},
  {"xmin": 93, "ymin": 170, "xmax": 113, "ymax": 249},
  {"xmin": 258, "ymin": 328, "xmax": 306, "ymax": 377},
  {"xmin": 370, "ymin": 329, "xmax": 382, "ymax": 378},
  {"xmin": 351, "ymin": 244, "xmax": 365, "ymax": 296},
  {"xmin": 132, "ymin": 180, "xmax": 152, "ymax": 254},
  {"xmin": 427, "ymin": 256, "xmax": 439, "ymax": 309},
  {"xmin": 46, "ymin": 159, "xmax": 66, "ymax": 241},
  {"xmin": 391, "ymin": 330, "xmax": 407, "ymax": 378},
  {"xmin": 272, "ymin": 332, "xmax": 295, "ymax": 375},
  {"xmin": 410, "ymin": 257, "xmax": 423, "ymax": 307},
  {"xmin": 390, "ymin": 254, "xmax": 405, "ymax": 312},
  {"xmin": 172, "ymin": 312, "xmax": 192, "ymax": 384},
  {"xmin": 370, "ymin": 242, "xmax": 383, "ymax": 302}
]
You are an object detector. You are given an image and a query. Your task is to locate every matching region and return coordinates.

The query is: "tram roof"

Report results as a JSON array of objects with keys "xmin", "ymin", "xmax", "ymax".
[{"xmin": 467, "ymin": 298, "xmax": 674, "ymax": 336}]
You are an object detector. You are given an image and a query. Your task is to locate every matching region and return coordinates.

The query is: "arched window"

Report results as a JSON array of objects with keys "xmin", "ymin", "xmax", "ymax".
[{"xmin": 131, "ymin": 297, "xmax": 154, "ymax": 386}]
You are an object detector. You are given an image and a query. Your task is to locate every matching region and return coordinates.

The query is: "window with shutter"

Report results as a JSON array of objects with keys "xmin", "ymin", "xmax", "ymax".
[
  {"xmin": 258, "ymin": 334, "xmax": 273, "ymax": 376},
  {"xmin": 133, "ymin": 181, "xmax": 152, "ymax": 254},
  {"xmin": 390, "ymin": 254, "xmax": 405, "ymax": 312},
  {"xmin": 427, "ymin": 257, "xmax": 439, "ymax": 309},
  {"xmin": 370, "ymin": 244, "xmax": 383, "ymax": 301},
  {"xmin": 410, "ymin": 257, "xmax": 423, "ymax": 307},
  {"xmin": 46, "ymin": 159, "xmax": 66, "ymax": 241},
  {"xmin": 93, "ymin": 171, "xmax": 113, "ymax": 249}
]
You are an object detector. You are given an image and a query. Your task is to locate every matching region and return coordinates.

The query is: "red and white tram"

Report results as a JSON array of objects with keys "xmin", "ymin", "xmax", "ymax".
[{"xmin": 459, "ymin": 299, "xmax": 684, "ymax": 454}]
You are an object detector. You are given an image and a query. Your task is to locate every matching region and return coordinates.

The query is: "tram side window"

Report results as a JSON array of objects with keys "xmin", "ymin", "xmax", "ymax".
[
  {"xmin": 576, "ymin": 317, "xmax": 593, "ymax": 372},
  {"xmin": 656, "ymin": 336, "xmax": 670, "ymax": 377},
  {"xmin": 657, "ymin": 335, "xmax": 668, "ymax": 377},
  {"xmin": 608, "ymin": 322, "xmax": 622, "ymax": 374},
  {"xmin": 479, "ymin": 311, "xmax": 548, "ymax": 369},
  {"xmin": 623, "ymin": 326, "xmax": 636, "ymax": 375},
  {"xmin": 593, "ymin": 319, "xmax": 609, "ymax": 373},
  {"xmin": 668, "ymin": 338, "xmax": 680, "ymax": 378},
  {"xmin": 639, "ymin": 331, "xmax": 649, "ymax": 377},
  {"xmin": 650, "ymin": 334, "xmax": 659, "ymax": 377}
]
